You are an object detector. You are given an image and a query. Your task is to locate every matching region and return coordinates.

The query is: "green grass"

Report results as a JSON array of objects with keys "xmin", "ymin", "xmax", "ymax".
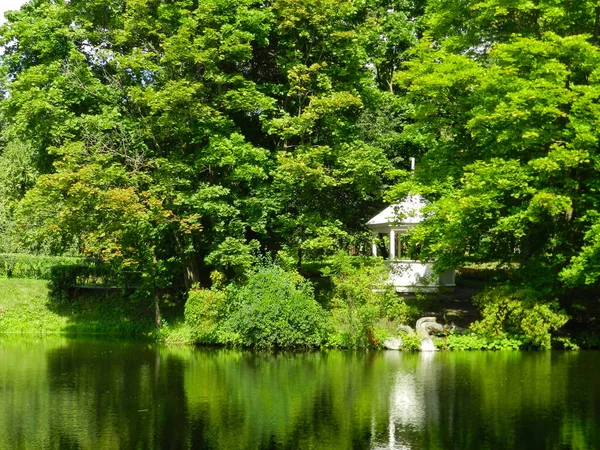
[
  {"xmin": 0, "ymin": 279, "xmax": 67, "ymax": 333},
  {"xmin": 157, "ymin": 319, "xmax": 194, "ymax": 345},
  {"xmin": 0, "ymin": 278, "xmax": 160, "ymax": 337}
]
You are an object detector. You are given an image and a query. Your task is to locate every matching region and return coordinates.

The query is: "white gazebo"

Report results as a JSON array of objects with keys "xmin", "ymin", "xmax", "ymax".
[{"xmin": 366, "ymin": 195, "xmax": 455, "ymax": 292}]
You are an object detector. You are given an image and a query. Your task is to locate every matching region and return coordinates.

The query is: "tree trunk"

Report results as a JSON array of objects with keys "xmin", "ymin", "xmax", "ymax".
[
  {"xmin": 154, "ymin": 289, "xmax": 162, "ymax": 330},
  {"xmin": 183, "ymin": 253, "xmax": 202, "ymax": 290},
  {"xmin": 297, "ymin": 237, "xmax": 303, "ymax": 270}
]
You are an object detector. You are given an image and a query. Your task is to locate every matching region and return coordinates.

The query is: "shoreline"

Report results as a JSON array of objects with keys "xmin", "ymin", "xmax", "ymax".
[{"xmin": 1, "ymin": 278, "xmax": 597, "ymax": 351}]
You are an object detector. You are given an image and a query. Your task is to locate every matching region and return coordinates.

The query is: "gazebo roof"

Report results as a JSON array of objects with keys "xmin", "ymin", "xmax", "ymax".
[{"xmin": 366, "ymin": 195, "xmax": 426, "ymax": 228}]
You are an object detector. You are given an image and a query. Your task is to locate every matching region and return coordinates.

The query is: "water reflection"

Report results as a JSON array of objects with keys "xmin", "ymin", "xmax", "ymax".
[
  {"xmin": 375, "ymin": 352, "xmax": 435, "ymax": 450},
  {"xmin": 0, "ymin": 337, "xmax": 599, "ymax": 449}
]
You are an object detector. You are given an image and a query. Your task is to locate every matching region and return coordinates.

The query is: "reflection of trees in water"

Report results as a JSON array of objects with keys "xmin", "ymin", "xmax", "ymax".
[
  {"xmin": 0, "ymin": 337, "xmax": 68, "ymax": 450},
  {"xmin": 183, "ymin": 350, "xmax": 401, "ymax": 449},
  {"xmin": 0, "ymin": 338, "xmax": 190, "ymax": 450},
  {"xmin": 375, "ymin": 352, "xmax": 600, "ymax": 450},
  {"xmin": 45, "ymin": 341, "xmax": 189, "ymax": 450},
  {"xmin": 1, "ymin": 340, "xmax": 600, "ymax": 449}
]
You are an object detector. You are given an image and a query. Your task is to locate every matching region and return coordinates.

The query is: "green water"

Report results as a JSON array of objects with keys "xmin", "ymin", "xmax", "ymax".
[{"xmin": 0, "ymin": 338, "xmax": 598, "ymax": 449}]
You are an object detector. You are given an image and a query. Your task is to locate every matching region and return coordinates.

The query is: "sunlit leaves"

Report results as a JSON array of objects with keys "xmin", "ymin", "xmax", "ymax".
[{"xmin": 398, "ymin": 3, "xmax": 600, "ymax": 295}]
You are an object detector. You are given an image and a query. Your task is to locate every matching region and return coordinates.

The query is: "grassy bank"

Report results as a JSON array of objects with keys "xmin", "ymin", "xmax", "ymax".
[
  {"xmin": 0, "ymin": 279, "xmax": 67, "ymax": 334},
  {"xmin": 0, "ymin": 278, "xmax": 187, "ymax": 339}
]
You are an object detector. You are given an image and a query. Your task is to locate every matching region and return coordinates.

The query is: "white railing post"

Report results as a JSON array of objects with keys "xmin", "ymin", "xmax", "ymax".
[{"xmin": 372, "ymin": 232, "xmax": 378, "ymax": 257}]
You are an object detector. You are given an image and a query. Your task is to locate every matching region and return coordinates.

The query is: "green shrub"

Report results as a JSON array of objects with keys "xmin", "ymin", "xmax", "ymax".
[
  {"xmin": 328, "ymin": 299, "xmax": 380, "ymax": 348},
  {"xmin": 442, "ymin": 334, "xmax": 487, "ymax": 350},
  {"xmin": 226, "ymin": 264, "xmax": 326, "ymax": 348},
  {"xmin": 471, "ymin": 286, "xmax": 569, "ymax": 349},
  {"xmin": 399, "ymin": 332, "xmax": 422, "ymax": 351},
  {"xmin": 323, "ymin": 253, "xmax": 398, "ymax": 348},
  {"xmin": 299, "ymin": 261, "xmax": 330, "ymax": 279},
  {"xmin": 184, "ymin": 285, "xmax": 228, "ymax": 344},
  {"xmin": 373, "ymin": 320, "xmax": 395, "ymax": 344},
  {"xmin": 381, "ymin": 295, "xmax": 418, "ymax": 324},
  {"xmin": 440, "ymin": 333, "xmax": 522, "ymax": 350},
  {"xmin": 0, "ymin": 253, "xmax": 86, "ymax": 280}
]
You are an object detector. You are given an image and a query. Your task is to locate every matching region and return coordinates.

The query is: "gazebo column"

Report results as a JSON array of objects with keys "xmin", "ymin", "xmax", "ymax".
[
  {"xmin": 372, "ymin": 232, "xmax": 378, "ymax": 257},
  {"xmin": 389, "ymin": 229, "xmax": 396, "ymax": 260}
]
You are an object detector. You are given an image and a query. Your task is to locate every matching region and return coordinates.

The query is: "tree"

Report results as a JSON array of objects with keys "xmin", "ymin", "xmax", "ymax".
[
  {"xmin": 2, "ymin": 0, "xmax": 278, "ymax": 310},
  {"xmin": 393, "ymin": 1, "xmax": 600, "ymax": 302},
  {"xmin": 0, "ymin": 140, "xmax": 39, "ymax": 253},
  {"xmin": 0, "ymin": 0, "xmax": 420, "ymax": 308}
]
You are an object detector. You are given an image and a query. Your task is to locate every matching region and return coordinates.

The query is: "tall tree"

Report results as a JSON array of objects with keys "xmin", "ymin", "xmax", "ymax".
[
  {"xmin": 0, "ymin": 0, "xmax": 419, "ymax": 299},
  {"xmin": 1, "ymin": 0, "xmax": 279, "ymax": 298},
  {"xmin": 394, "ymin": 1, "xmax": 600, "ymax": 300}
]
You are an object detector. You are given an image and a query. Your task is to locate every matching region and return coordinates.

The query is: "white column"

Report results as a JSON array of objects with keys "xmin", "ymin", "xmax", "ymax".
[
  {"xmin": 372, "ymin": 233, "xmax": 378, "ymax": 257},
  {"xmin": 389, "ymin": 229, "xmax": 396, "ymax": 260}
]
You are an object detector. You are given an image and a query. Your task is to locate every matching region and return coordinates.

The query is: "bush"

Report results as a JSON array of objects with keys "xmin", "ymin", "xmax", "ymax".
[
  {"xmin": 0, "ymin": 253, "xmax": 86, "ymax": 280},
  {"xmin": 184, "ymin": 285, "xmax": 228, "ymax": 344},
  {"xmin": 381, "ymin": 294, "xmax": 418, "ymax": 324},
  {"xmin": 471, "ymin": 286, "xmax": 569, "ymax": 349},
  {"xmin": 399, "ymin": 332, "xmax": 423, "ymax": 351},
  {"xmin": 226, "ymin": 264, "xmax": 327, "ymax": 348},
  {"xmin": 439, "ymin": 333, "xmax": 522, "ymax": 350},
  {"xmin": 323, "ymin": 253, "xmax": 400, "ymax": 348}
]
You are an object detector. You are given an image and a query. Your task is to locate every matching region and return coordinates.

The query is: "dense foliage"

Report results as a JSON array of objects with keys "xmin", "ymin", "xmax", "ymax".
[
  {"xmin": 2, "ymin": 0, "xmax": 600, "ymax": 345},
  {"xmin": 226, "ymin": 264, "xmax": 327, "ymax": 348},
  {"xmin": 183, "ymin": 258, "xmax": 414, "ymax": 349},
  {"xmin": 471, "ymin": 286, "xmax": 569, "ymax": 349},
  {"xmin": 0, "ymin": 253, "xmax": 84, "ymax": 279},
  {"xmin": 397, "ymin": 1, "xmax": 600, "ymax": 304},
  {"xmin": 184, "ymin": 284, "xmax": 228, "ymax": 344},
  {"xmin": 0, "ymin": 0, "xmax": 414, "ymax": 291},
  {"xmin": 324, "ymin": 253, "xmax": 414, "ymax": 348}
]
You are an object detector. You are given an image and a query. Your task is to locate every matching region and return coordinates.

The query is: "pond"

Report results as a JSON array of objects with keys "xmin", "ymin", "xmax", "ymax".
[{"xmin": 0, "ymin": 337, "xmax": 598, "ymax": 449}]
